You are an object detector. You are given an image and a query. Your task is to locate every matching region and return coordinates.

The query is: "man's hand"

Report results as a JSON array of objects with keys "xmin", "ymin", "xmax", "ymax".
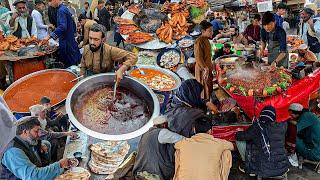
[
  {"xmin": 203, "ymin": 68, "xmax": 209, "ymax": 81},
  {"xmin": 206, "ymin": 102, "xmax": 218, "ymax": 114},
  {"xmin": 270, "ymin": 61, "xmax": 277, "ymax": 71},
  {"xmin": 59, "ymin": 158, "xmax": 69, "ymax": 169},
  {"xmin": 40, "ymin": 143, "xmax": 49, "ymax": 153},
  {"xmin": 115, "ymin": 65, "xmax": 128, "ymax": 85},
  {"xmin": 248, "ymin": 36, "xmax": 253, "ymax": 41},
  {"xmin": 11, "ymin": 13, "xmax": 18, "ymax": 20},
  {"xmin": 48, "ymin": 24, "xmax": 55, "ymax": 29},
  {"xmin": 307, "ymin": 18, "xmax": 314, "ymax": 27},
  {"xmin": 65, "ymin": 131, "xmax": 77, "ymax": 138}
]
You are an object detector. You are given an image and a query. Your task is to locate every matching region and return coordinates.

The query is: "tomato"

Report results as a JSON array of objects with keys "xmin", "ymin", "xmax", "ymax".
[
  {"xmin": 276, "ymin": 87, "xmax": 282, "ymax": 93},
  {"xmin": 248, "ymin": 89, "xmax": 254, "ymax": 96},
  {"xmin": 229, "ymin": 87, "xmax": 235, "ymax": 93},
  {"xmin": 263, "ymin": 89, "xmax": 268, "ymax": 96}
]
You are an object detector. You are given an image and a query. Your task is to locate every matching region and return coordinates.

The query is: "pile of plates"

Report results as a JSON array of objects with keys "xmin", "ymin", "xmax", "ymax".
[{"xmin": 88, "ymin": 141, "xmax": 130, "ymax": 175}]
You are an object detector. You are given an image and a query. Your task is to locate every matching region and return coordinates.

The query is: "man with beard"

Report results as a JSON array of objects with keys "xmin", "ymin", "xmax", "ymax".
[
  {"xmin": 43, "ymin": 0, "xmax": 81, "ymax": 67},
  {"xmin": 0, "ymin": 116, "xmax": 69, "ymax": 179},
  {"xmin": 299, "ymin": 8, "xmax": 320, "ymax": 60},
  {"xmin": 214, "ymin": 25, "xmax": 248, "ymax": 45},
  {"xmin": 296, "ymin": 44, "xmax": 317, "ymax": 62},
  {"xmin": 9, "ymin": 0, "xmax": 37, "ymax": 38},
  {"xmin": 80, "ymin": 24, "xmax": 137, "ymax": 83},
  {"xmin": 31, "ymin": 0, "xmax": 54, "ymax": 40}
]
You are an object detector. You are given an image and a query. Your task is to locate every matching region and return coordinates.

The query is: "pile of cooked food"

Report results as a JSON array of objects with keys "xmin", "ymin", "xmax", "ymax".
[
  {"xmin": 219, "ymin": 65, "xmax": 292, "ymax": 97},
  {"xmin": 125, "ymin": 31, "xmax": 154, "ymax": 44},
  {"xmin": 161, "ymin": 1, "xmax": 189, "ymax": 15},
  {"xmin": 0, "ymin": 32, "xmax": 52, "ymax": 57},
  {"xmin": 88, "ymin": 141, "xmax": 130, "ymax": 175},
  {"xmin": 118, "ymin": 25, "xmax": 139, "ymax": 35},
  {"xmin": 55, "ymin": 167, "xmax": 91, "ymax": 180},
  {"xmin": 0, "ymin": 34, "xmax": 39, "ymax": 52},
  {"xmin": 114, "ymin": 17, "xmax": 136, "ymax": 25},
  {"xmin": 129, "ymin": 67, "xmax": 177, "ymax": 91},
  {"xmin": 128, "ymin": 5, "xmax": 141, "ymax": 15},
  {"xmin": 287, "ymin": 36, "xmax": 304, "ymax": 48},
  {"xmin": 156, "ymin": 12, "xmax": 191, "ymax": 43},
  {"xmin": 187, "ymin": 0, "xmax": 207, "ymax": 7}
]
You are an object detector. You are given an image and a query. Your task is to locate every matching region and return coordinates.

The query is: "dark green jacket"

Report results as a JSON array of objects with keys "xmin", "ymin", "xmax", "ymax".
[{"xmin": 296, "ymin": 112, "xmax": 320, "ymax": 161}]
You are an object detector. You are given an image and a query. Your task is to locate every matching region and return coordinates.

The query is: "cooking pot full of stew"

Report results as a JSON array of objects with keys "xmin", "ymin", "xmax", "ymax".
[{"xmin": 65, "ymin": 73, "xmax": 160, "ymax": 140}]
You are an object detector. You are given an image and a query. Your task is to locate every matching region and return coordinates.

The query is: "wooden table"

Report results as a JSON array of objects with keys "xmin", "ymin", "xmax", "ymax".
[{"xmin": 0, "ymin": 49, "xmax": 57, "ymax": 83}]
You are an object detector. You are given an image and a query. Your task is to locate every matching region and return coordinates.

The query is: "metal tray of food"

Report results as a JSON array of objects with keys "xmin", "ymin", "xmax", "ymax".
[{"xmin": 128, "ymin": 65, "xmax": 181, "ymax": 92}]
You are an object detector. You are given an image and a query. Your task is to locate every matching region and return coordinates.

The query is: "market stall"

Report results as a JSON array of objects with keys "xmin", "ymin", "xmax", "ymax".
[{"xmin": 0, "ymin": 33, "xmax": 57, "ymax": 83}]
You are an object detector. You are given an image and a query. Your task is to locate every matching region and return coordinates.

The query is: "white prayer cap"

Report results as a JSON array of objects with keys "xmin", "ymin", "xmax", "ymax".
[
  {"xmin": 289, "ymin": 103, "xmax": 304, "ymax": 112},
  {"xmin": 29, "ymin": 104, "xmax": 46, "ymax": 116},
  {"xmin": 153, "ymin": 116, "xmax": 168, "ymax": 125}
]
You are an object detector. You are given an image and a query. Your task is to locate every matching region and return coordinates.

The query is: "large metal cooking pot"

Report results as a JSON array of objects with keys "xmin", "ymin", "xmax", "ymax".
[
  {"xmin": 66, "ymin": 73, "xmax": 160, "ymax": 141},
  {"xmin": 3, "ymin": 69, "xmax": 77, "ymax": 114}
]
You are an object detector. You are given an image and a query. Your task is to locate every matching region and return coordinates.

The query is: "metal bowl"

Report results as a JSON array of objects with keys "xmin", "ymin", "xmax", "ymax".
[
  {"xmin": 66, "ymin": 73, "xmax": 160, "ymax": 141},
  {"xmin": 128, "ymin": 65, "xmax": 182, "ymax": 92},
  {"xmin": 3, "ymin": 69, "xmax": 77, "ymax": 114}
]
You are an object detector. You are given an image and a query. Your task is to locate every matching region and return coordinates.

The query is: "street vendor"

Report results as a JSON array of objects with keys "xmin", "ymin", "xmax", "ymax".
[
  {"xmin": 260, "ymin": 11, "xmax": 289, "ymax": 68},
  {"xmin": 194, "ymin": 20, "xmax": 214, "ymax": 99},
  {"xmin": 9, "ymin": 0, "xmax": 37, "ymax": 38},
  {"xmin": 288, "ymin": 103, "xmax": 320, "ymax": 161},
  {"xmin": 80, "ymin": 24, "xmax": 137, "ymax": 84},
  {"xmin": 296, "ymin": 44, "xmax": 317, "ymax": 62},
  {"xmin": 44, "ymin": 0, "xmax": 81, "ymax": 67}
]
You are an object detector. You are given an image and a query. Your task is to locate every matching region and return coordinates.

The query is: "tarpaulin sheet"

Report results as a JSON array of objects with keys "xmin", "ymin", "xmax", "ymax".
[
  {"xmin": 212, "ymin": 125, "xmax": 250, "ymax": 141},
  {"xmin": 229, "ymin": 68, "xmax": 320, "ymax": 122}
]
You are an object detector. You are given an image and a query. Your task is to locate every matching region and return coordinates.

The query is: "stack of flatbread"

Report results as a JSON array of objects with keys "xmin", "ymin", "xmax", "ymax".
[
  {"xmin": 88, "ymin": 141, "xmax": 130, "ymax": 175},
  {"xmin": 55, "ymin": 167, "xmax": 91, "ymax": 180}
]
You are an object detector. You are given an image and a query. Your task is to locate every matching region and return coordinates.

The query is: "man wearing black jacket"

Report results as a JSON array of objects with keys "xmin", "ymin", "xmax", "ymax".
[{"xmin": 97, "ymin": 0, "xmax": 111, "ymax": 31}]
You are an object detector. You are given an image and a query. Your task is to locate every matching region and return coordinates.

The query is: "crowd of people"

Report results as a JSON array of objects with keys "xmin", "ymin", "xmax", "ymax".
[{"xmin": 0, "ymin": 0, "xmax": 319, "ymax": 180}]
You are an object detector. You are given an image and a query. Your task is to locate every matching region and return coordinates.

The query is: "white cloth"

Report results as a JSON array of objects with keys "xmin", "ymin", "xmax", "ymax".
[
  {"xmin": 0, "ymin": 97, "xmax": 17, "ymax": 155},
  {"xmin": 31, "ymin": 9, "xmax": 48, "ymax": 40},
  {"xmin": 282, "ymin": 21, "xmax": 290, "ymax": 34},
  {"xmin": 39, "ymin": 118, "xmax": 47, "ymax": 130},
  {"xmin": 14, "ymin": 15, "xmax": 37, "ymax": 38},
  {"xmin": 158, "ymin": 129, "xmax": 184, "ymax": 144}
]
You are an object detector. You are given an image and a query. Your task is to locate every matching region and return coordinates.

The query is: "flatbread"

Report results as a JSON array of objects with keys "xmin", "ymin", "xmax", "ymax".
[{"xmin": 55, "ymin": 167, "xmax": 90, "ymax": 180}]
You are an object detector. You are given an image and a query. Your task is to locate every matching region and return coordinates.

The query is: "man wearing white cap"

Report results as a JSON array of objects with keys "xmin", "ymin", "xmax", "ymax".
[
  {"xmin": 296, "ymin": 44, "xmax": 317, "ymax": 62},
  {"xmin": 133, "ymin": 116, "xmax": 184, "ymax": 180},
  {"xmin": 288, "ymin": 103, "xmax": 320, "ymax": 161}
]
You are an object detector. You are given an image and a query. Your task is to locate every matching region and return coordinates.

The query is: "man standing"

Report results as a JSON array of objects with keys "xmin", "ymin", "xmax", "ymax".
[
  {"xmin": 133, "ymin": 116, "xmax": 184, "ymax": 180},
  {"xmin": 0, "ymin": 116, "xmax": 69, "ymax": 179},
  {"xmin": 174, "ymin": 117, "xmax": 234, "ymax": 180},
  {"xmin": 10, "ymin": 0, "xmax": 37, "ymax": 38},
  {"xmin": 274, "ymin": 3, "xmax": 287, "ymax": 27},
  {"xmin": 299, "ymin": 8, "xmax": 320, "ymax": 60},
  {"xmin": 97, "ymin": 0, "xmax": 111, "ymax": 32},
  {"xmin": 44, "ymin": 0, "xmax": 81, "ymax": 67},
  {"xmin": 78, "ymin": 14, "xmax": 97, "ymax": 48},
  {"xmin": 32, "ymin": 0, "xmax": 54, "ymax": 40},
  {"xmin": 80, "ymin": 24, "xmax": 137, "ymax": 83},
  {"xmin": 82, "ymin": 1, "xmax": 92, "ymax": 19},
  {"xmin": 243, "ymin": 14, "xmax": 261, "ymax": 43},
  {"xmin": 260, "ymin": 11, "xmax": 288, "ymax": 68}
]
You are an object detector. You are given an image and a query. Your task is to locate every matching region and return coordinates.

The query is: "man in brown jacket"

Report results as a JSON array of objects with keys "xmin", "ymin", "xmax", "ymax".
[
  {"xmin": 80, "ymin": 24, "xmax": 137, "ymax": 83},
  {"xmin": 174, "ymin": 116, "xmax": 234, "ymax": 180}
]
